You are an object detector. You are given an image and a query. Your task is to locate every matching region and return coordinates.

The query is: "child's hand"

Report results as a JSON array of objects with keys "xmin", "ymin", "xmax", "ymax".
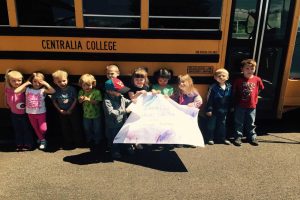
[
  {"xmin": 164, "ymin": 94, "xmax": 169, "ymax": 99},
  {"xmin": 187, "ymin": 103, "xmax": 194, "ymax": 107},
  {"xmin": 78, "ymin": 96, "xmax": 85, "ymax": 103},
  {"xmin": 131, "ymin": 99, "xmax": 137, "ymax": 104},
  {"xmin": 206, "ymin": 112, "xmax": 212, "ymax": 117},
  {"xmin": 151, "ymin": 89, "xmax": 160, "ymax": 95}
]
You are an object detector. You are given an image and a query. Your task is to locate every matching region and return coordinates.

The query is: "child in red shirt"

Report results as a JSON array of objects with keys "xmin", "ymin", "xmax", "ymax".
[{"xmin": 233, "ymin": 59, "xmax": 264, "ymax": 146}]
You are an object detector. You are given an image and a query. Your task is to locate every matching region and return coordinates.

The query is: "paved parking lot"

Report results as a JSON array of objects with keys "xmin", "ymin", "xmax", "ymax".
[{"xmin": 0, "ymin": 109, "xmax": 299, "ymax": 200}]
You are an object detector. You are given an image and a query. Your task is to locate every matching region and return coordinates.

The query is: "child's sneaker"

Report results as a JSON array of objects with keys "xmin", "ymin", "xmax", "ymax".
[
  {"xmin": 249, "ymin": 138, "xmax": 259, "ymax": 146},
  {"xmin": 127, "ymin": 145, "xmax": 135, "ymax": 155},
  {"xmin": 208, "ymin": 140, "xmax": 214, "ymax": 145},
  {"xmin": 23, "ymin": 145, "xmax": 33, "ymax": 151},
  {"xmin": 224, "ymin": 140, "xmax": 231, "ymax": 145},
  {"xmin": 135, "ymin": 144, "xmax": 143, "ymax": 150},
  {"xmin": 39, "ymin": 140, "xmax": 47, "ymax": 150},
  {"xmin": 234, "ymin": 137, "xmax": 242, "ymax": 146},
  {"xmin": 16, "ymin": 145, "xmax": 22, "ymax": 152}
]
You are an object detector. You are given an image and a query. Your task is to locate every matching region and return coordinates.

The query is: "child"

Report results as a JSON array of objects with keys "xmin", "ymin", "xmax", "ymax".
[
  {"xmin": 171, "ymin": 74, "xmax": 202, "ymax": 108},
  {"xmin": 106, "ymin": 64, "xmax": 120, "ymax": 79},
  {"xmin": 78, "ymin": 74, "xmax": 103, "ymax": 152},
  {"xmin": 4, "ymin": 70, "xmax": 34, "ymax": 151},
  {"xmin": 151, "ymin": 68, "xmax": 174, "ymax": 96},
  {"xmin": 51, "ymin": 70, "xmax": 83, "ymax": 149},
  {"xmin": 205, "ymin": 69, "xmax": 232, "ymax": 145},
  {"xmin": 14, "ymin": 72, "xmax": 55, "ymax": 150},
  {"xmin": 232, "ymin": 59, "xmax": 264, "ymax": 146},
  {"xmin": 171, "ymin": 74, "xmax": 202, "ymax": 148},
  {"xmin": 128, "ymin": 67, "xmax": 150, "ymax": 100},
  {"xmin": 127, "ymin": 67, "xmax": 150, "ymax": 149},
  {"xmin": 102, "ymin": 78, "xmax": 131, "ymax": 159}
]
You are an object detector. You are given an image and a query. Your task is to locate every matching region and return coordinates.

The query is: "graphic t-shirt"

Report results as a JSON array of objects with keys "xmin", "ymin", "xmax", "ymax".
[
  {"xmin": 52, "ymin": 86, "xmax": 77, "ymax": 111},
  {"xmin": 152, "ymin": 84, "xmax": 174, "ymax": 96},
  {"xmin": 5, "ymin": 87, "xmax": 26, "ymax": 114},
  {"xmin": 25, "ymin": 88, "xmax": 46, "ymax": 114},
  {"xmin": 78, "ymin": 88, "xmax": 102, "ymax": 119},
  {"xmin": 233, "ymin": 76, "xmax": 264, "ymax": 108}
]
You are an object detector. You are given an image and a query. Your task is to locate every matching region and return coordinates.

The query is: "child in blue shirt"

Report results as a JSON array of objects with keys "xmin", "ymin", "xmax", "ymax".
[{"xmin": 205, "ymin": 69, "xmax": 232, "ymax": 145}]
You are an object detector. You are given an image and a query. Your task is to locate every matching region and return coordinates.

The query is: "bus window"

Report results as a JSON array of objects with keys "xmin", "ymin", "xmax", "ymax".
[
  {"xmin": 290, "ymin": 19, "xmax": 300, "ymax": 79},
  {"xmin": 149, "ymin": 0, "xmax": 222, "ymax": 30},
  {"xmin": 83, "ymin": 0, "xmax": 140, "ymax": 29},
  {"xmin": 16, "ymin": 0, "xmax": 75, "ymax": 27},
  {"xmin": 0, "ymin": 0, "xmax": 9, "ymax": 26}
]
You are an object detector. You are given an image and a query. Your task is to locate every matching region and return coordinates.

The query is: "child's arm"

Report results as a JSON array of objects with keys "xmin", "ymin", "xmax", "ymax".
[
  {"xmin": 52, "ymin": 99, "xmax": 64, "ymax": 114},
  {"xmin": 41, "ymin": 80, "xmax": 55, "ymax": 94},
  {"xmin": 66, "ymin": 98, "xmax": 78, "ymax": 114},
  {"xmin": 187, "ymin": 93, "xmax": 202, "ymax": 108},
  {"xmin": 14, "ymin": 81, "xmax": 31, "ymax": 93},
  {"xmin": 129, "ymin": 90, "xmax": 147, "ymax": 100},
  {"xmin": 103, "ymin": 99, "xmax": 121, "ymax": 118},
  {"xmin": 205, "ymin": 85, "xmax": 215, "ymax": 116}
]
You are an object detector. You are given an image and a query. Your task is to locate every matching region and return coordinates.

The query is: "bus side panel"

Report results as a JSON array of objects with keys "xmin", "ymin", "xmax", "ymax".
[{"xmin": 284, "ymin": 79, "xmax": 300, "ymax": 106}]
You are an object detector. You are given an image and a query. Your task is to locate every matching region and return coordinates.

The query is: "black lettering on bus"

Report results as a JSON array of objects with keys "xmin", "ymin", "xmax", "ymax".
[{"xmin": 60, "ymin": 40, "xmax": 65, "ymax": 49}]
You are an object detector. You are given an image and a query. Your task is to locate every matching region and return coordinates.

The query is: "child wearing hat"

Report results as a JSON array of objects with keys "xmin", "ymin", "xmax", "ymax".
[{"xmin": 102, "ymin": 78, "xmax": 132, "ymax": 159}]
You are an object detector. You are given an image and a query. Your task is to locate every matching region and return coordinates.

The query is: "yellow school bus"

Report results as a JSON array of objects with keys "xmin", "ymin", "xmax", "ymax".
[{"xmin": 0, "ymin": 0, "xmax": 299, "ymax": 119}]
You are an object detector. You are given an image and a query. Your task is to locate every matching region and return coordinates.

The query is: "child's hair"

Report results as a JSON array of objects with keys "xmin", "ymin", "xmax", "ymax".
[
  {"xmin": 4, "ymin": 69, "xmax": 23, "ymax": 88},
  {"xmin": 241, "ymin": 59, "xmax": 257, "ymax": 68},
  {"xmin": 78, "ymin": 74, "xmax": 96, "ymax": 87},
  {"xmin": 177, "ymin": 74, "xmax": 197, "ymax": 94},
  {"xmin": 52, "ymin": 70, "xmax": 68, "ymax": 80},
  {"xmin": 132, "ymin": 67, "xmax": 149, "ymax": 86},
  {"xmin": 28, "ymin": 72, "xmax": 45, "ymax": 82},
  {"xmin": 214, "ymin": 68, "xmax": 229, "ymax": 78},
  {"xmin": 106, "ymin": 64, "xmax": 120, "ymax": 73},
  {"xmin": 153, "ymin": 68, "xmax": 173, "ymax": 80}
]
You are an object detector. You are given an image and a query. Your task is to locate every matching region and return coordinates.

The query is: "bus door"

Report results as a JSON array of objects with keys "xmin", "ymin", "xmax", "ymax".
[{"xmin": 226, "ymin": 0, "xmax": 295, "ymax": 118}]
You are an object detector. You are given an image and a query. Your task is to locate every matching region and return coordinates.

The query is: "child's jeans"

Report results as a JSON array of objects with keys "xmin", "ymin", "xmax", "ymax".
[
  {"xmin": 28, "ymin": 113, "xmax": 47, "ymax": 141},
  {"xmin": 206, "ymin": 113, "xmax": 227, "ymax": 141},
  {"xmin": 11, "ymin": 113, "xmax": 34, "ymax": 147},
  {"xmin": 83, "ymin": 117, "xmax": 102, "ymax": 144},
  {"xmin": 234, "ymin": 106, "xmax": 256, "ymax": 140}
]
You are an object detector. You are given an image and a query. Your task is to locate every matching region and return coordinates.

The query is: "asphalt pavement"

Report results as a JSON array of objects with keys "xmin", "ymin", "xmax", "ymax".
[{"xmin": 0, "ymin": 109, "xmax": 299, "ymax": 200}]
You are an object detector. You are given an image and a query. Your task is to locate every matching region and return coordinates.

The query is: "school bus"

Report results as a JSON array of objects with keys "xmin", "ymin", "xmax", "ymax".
[{"xmin": 0, "ymin": 0, "xmax": 299, "ymax": 121}]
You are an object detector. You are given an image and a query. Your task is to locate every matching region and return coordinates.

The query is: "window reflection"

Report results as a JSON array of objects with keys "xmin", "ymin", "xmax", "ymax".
[
  {"xmin": 16, "ymin": 0, "xmax": 75, "ymax": 26},
  {"xmin": 149, "ymin": 0, "xmax": 222, "ymax": 30},
  {"xmin": 290, "ymin": 20, "xmax": 300, "ymax": 79},
  {"xmin": 83, "ymin": 0, "xmax": 140, "ymax": 28},
  {"xmin": 0, "ymin": 0, "xmax": 9, "ymax": 25}
]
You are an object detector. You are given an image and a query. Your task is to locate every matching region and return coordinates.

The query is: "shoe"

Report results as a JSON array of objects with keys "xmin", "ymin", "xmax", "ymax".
[
  {"xmin": 16, "ymin": 145, "xmax": 23, "ymax": 152},
  {"xmin": 249, "ymin": 138, "xmax": 259, "ymax": 146},
  {"xmin": 224, "ymin": 140, "xmax": 231, "ymax": 145},
  {"xmin": 208, "ymin": 140, "xmax": 214, "ymax": 145},
  {"xmin": 127, "ymin": 145, "xmax": 135, "ymax": 155},
  {"xmin": 112, "ymin": 151, "xmax": 121, "ymax": 159},
  {"xmin": 135, "ymin": 144, "xmax": 143, "ymax": 150},
  {"xmin": 39, "ymin": 140, "xmax": 47, "ymax": 150},
  {"xmin": 234, "ymin": 137, "xmax": 242, "ymax": 146},
  {"xmin": 175, "ymin": 144, "xmax": 183, "ymax": 148},
  {"xmin": 22, "ymin": 145, "xmax": 33, "ymax": 151}
]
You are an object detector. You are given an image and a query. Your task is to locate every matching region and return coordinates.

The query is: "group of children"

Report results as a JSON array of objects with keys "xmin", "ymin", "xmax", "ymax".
[{"xmin": 4, "ymin": 58, "xmax": 264, "ymax": 158}]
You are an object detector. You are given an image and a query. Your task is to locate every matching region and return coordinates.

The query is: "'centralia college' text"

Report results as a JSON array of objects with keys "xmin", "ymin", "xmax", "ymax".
[{"xmin": 41, "ymin": 40, "xmax": 117, "ymax": 51}]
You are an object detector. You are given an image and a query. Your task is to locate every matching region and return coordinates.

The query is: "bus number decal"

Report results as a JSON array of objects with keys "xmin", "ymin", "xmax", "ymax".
[{"xmin": 187, "ymin": 66, "xmax": 213, "ymax": 74}]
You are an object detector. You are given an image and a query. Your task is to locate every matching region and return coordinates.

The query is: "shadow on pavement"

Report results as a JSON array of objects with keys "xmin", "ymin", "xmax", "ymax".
[
  {"xmin": 63, "ymin": 151, "xmax": 113, "ymax": 165},
  {"xmin": 258, "ymin": 133, "xmax": 300, "ymax": 145},
  {"xmin": 117, "ymin": 148, "xmax": 188, "ymax": 172},
  {"xmin": 256, "ymin": 108, "xmax": 300, "ymax": 135},
  {"xmin": 63, "ymin": 146, "xmax": 188, "ymax": 172}
]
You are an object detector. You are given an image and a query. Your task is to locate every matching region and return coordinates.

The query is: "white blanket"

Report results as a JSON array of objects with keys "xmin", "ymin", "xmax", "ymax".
[{"xmin": 113, "ymin": 93, "xmax": 205, "ymax": 147}]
